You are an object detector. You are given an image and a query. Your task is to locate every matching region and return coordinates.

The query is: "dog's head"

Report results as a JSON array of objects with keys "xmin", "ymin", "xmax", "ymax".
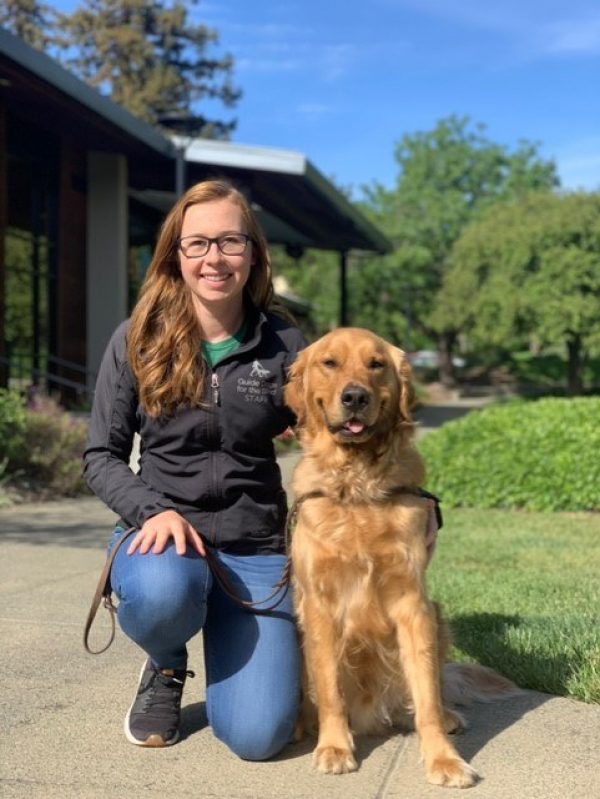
[{"xmin": 285, "ymin": 328, "xmax": 414, "ymax": 446}]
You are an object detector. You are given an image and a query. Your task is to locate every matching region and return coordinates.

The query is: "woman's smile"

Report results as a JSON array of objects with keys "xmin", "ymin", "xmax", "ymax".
[{"xmin": 200, "ymin": 271, "xmax": 233, "ymax": 283}]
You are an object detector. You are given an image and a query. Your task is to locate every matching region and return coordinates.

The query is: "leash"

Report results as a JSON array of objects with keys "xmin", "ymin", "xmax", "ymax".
[
  {"xmin": 83, "ymin": 528, "xmax": 291, "ymax": 655},
  {"xmin": 84, "ymin": 487, "xmax": 442, "ymax": 654}
]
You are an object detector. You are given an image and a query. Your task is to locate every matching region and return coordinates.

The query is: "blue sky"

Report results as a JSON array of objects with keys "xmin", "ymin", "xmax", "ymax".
[{"xmin": 56, "ymin": 1, "xmax": 600, "ymax": 198}]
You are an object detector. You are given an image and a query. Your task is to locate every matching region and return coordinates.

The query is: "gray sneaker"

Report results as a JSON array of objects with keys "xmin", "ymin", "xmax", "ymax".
[{"xmin": 124, "ymin": 660, "xmax": 195, "ymax": 747}]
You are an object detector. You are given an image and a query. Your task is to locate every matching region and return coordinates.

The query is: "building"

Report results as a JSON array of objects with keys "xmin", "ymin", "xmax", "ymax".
[{"xmin": 0, "ymin": 28, "xmax": 391, "ymax": 403}]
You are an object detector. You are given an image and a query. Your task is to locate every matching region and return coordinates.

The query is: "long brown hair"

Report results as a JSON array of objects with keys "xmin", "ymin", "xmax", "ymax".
[{"xmin": 128, "ymin": 180, "xmax": 275, "ymax": 417}]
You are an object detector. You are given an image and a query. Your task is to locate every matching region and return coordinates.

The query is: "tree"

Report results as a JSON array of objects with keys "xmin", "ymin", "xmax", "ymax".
[
  {"xmin": 273, "ymin": 248, "xmax": 340, "ymax": 338},
  {"xmin": 360, "ymin": 116, "xmax": 559, "ymax": 384},
  {"xmin": 347, "ymin": 244, "xmax": 432, "ymax": 350},
  {"xmin": 439, "ymin": 191, "xmax": 600, "ymax": 395},
  {"xmin": 55, "ymin": 0, "xmax": 240, "ymax": 138},
  {"xmin": 0, "ymin": 0, "xmax": 52, "ymax": 49}
]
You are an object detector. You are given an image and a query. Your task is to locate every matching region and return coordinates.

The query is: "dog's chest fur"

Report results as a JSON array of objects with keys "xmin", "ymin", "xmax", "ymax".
[{"xmin": 292, "ymin": 489, "xmax": 429, "ymax": 641}]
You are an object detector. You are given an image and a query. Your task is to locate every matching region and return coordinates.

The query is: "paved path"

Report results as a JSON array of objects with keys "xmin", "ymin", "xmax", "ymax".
[
  {"xmin": 1, "ymin": 411, "xmax": 599, "ymax": 798},
  {"xmin": 414, "ymin": 392, "xmax": 496, "ymax": 438}
]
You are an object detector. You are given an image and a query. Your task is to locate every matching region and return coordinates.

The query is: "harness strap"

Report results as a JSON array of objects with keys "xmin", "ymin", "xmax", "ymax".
[
  {"xmin": 284, "ymin": 490, "xmax": 327, "ymax": 548},
  {"xmin": 416, "ymin": 488, "xmax": 443, "ymax": 530},
  {"xmin": 288, "ymin": 486, "xmax": 443, "ymax": 530}
]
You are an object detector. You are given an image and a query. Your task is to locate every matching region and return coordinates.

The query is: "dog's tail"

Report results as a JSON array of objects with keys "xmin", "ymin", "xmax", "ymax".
[{"xmin": 443, "ymin": 662, "xmax": 522, "ymax": 706}]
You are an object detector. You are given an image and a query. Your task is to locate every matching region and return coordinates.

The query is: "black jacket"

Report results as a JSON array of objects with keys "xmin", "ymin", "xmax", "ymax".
[{"xmin": 83, "ymin": 307, "xmax": 306, "ymax": 554}]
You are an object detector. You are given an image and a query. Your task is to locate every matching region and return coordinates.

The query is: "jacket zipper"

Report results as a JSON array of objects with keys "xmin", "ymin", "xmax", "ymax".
[
  {"xmin": 211, "ymin": 372, "xmax": 220, "ymax": 405},
  {"xmin": 208, "ymin": 370, "xmax": 220, "ymax": 545}
]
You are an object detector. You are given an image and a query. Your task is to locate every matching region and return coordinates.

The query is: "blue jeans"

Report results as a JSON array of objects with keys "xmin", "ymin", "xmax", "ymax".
[{"xmin": 108, "ymin": 528, "xmax": 301, "ymax": 761}]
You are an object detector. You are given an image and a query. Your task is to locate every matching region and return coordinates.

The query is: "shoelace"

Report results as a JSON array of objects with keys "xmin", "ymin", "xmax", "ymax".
[{"xmin": 139, "ymin": 669, "xmax": 195, "ymax": 717}]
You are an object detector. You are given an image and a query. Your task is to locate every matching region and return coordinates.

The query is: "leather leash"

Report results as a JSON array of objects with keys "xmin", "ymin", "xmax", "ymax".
[
  {"xmin": 84, "ymin": 487, "xmax": 441, "ymax": 655},
  {"xmin": 83, "ymin": 528, "xmax": 291, "ymax": 655}
]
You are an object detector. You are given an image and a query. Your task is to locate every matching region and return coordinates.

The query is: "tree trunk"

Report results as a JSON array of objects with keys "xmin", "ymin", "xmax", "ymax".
[
  {"xmin": 566, "ymin": 334, "xmax": 584, "ymax": 396},
  {"xmin": 437, "ymin": 331, "xmax": 457, "ymax": 388}
]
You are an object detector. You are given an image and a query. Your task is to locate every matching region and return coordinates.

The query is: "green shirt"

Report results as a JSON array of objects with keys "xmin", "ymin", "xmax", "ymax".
[{"xmin": 201, "ymin": 318, "xmax": 249, "ymax": 367}]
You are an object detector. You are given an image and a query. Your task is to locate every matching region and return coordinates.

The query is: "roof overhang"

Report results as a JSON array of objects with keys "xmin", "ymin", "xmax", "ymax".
[
  {"xmin": 0, "ymin": 28, "xmax": 174, "ymax": 172},
  {"xmin": 0, "ymin": 28, "xmax": 392, "ymax": 254},
  {"xmin": 178, "ymin": 138, "xmax": 392, "ymax": 253}
]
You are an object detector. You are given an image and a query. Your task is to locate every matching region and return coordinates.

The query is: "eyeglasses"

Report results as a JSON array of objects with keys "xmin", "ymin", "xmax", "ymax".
[{"xmin": 177, "ymin": 234, "xmax": 252, "ymax": 258}]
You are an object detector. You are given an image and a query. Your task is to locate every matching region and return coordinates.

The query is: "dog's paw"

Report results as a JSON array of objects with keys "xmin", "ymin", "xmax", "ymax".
[
  {"xmin": 314, "ymin": 745, "xmax": 358, "ymax": 774},
  {"xmin": 443, "ymin": 707, "xmax": 467, "ymax": 734},
  {"xmin": 427, "ymin": 756, "xmax": 478, "ymax": 788}
]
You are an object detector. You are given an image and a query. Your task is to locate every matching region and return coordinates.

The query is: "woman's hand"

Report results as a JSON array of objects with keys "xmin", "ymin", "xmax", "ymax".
[{"xmin": 127, "ymin": 510, "xmax": 206, "ymax": 557}]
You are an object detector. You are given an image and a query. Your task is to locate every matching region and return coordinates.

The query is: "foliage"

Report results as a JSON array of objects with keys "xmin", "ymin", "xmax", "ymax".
[
  {"xmin": 347, "ymin": 244, "xmax": 433, "ymax": 350},
  {"xmin": 273, "ymin": 247, "xmax": 341, "ymax": 339},
  {"xmin": 0, "ymin": 391, "xmax": 89, "ymax": 499},
  {"xmin": 0, "ymin": 389, "xmax": 28, "ymax": 463},
  {"xmin": 507, "ymin": 350, "xmax": 600, "ymax": 391},
  {"xmin": 419, "ymin": 397, "xmax": 600, "ymax": 512},
  {"xmin": 359, "ymin": 116, "xmax": 558, "ymax": 379},
  {"xmin": 439, "ymin": 191, "xmax": 600, "ymax": 393},
  {"xmin": 429, "ymin": 507, "xmax": 600, "ymax": 703},
  {"xmin": 3, "ymin": 228, "xmax": 51, "ymax": 365},
  {"xmin": 52, "ymin": 0, "xmax": 240, "ymax": 138},
  {"xmin": 0, "ymin": 0, "xmax": 52, "ymax": 49}
]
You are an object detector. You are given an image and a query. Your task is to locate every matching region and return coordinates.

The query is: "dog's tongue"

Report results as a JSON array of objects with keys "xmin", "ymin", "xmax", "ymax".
[{"xmin": 345, "ymin": 421, "xmax": 365, "ymax": 434}]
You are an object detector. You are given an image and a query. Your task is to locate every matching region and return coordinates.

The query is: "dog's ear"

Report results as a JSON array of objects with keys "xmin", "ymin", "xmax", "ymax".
[
  {"xmin": 284, "ymin": 347, "xmax": 310, "ymax": 427},
  {"xmin": 389, "ymin": 345, "xmax": 415, "ymax": 423}
]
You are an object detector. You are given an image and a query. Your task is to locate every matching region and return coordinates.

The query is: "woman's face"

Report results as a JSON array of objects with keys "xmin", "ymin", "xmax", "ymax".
[{"xmin": 178, "ymin": 197, "xmax": 253, "ymax": 313}]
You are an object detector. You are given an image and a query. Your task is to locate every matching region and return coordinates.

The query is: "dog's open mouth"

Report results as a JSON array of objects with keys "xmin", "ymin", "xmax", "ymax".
[
  {"xmin": 342, "ymin": 419, "xmax": 366, "ymax": 436},
  {"xmin": 320, "ymin": 401, "xmax": 374, "ymax": 440},
  {"xmin": 329, "ymin": 417, "xmax": 373, "ymax": 440}
]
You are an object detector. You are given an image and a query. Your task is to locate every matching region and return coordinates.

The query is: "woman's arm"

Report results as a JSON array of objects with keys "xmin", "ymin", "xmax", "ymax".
[{"xmin": 83, "ymin": 323, "xmax": 182, "ymax": 530}]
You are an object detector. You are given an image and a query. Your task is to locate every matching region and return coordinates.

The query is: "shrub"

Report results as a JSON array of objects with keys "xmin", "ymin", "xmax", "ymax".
[
  {"xmin": 0, "ymin": 388, "xmax": 28, "ymax": 463},
  {"xmin": 0, "ymin": 390, "xmax": 89, "ymax": 499},
  {"xmin": 418, "ymin": 397, "xmax": 600, "ymax": 512}
]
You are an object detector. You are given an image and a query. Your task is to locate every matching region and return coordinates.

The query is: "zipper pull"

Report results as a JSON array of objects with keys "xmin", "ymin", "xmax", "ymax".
[{"xmin": 211, "ymin": 373, "xmax": 220, "ymax": 405}]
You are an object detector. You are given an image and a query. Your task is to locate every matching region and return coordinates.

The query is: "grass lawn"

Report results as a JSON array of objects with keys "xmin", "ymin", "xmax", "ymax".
[{"xmin": 428, "ymin": 508, "xmax": 600, "ymax": 704}]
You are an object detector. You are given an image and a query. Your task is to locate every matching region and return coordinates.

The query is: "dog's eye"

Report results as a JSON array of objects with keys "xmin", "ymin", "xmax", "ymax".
[
  {"xmin": 368, "ymin": 359, "xmax": 385, "ymax": 370},
  {"xmin": 322, "ymin": 358, "xmax": 338, "ymax": 369}
]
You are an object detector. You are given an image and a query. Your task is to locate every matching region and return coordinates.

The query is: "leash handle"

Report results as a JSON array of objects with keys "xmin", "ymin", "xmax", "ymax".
[{"xmin": 83, "ymin": 527, "xmax": 136, "ymax": 654}]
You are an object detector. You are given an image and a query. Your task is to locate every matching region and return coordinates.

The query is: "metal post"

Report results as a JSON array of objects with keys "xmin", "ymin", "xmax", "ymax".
[
  {"xmin": 31, "ymin": 186, "xmax": 41, "ymax": 380},
  {"xmin": 175, "ymin": 145, "xmax": 186, "ymax": 197},
  {"xmin": 339, "ymin": 251, "xmax": 348, "ymax": 326}
]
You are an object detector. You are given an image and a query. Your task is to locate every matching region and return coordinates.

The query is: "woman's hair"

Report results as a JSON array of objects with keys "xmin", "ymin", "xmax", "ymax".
[{"xmin": 128, "ymin": 179, "xmax": 275, "ymax": 417}]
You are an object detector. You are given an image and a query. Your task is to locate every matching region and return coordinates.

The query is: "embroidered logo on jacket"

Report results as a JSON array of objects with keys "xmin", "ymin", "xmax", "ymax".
[
  {"xmin": 237, "ymin": 361, "xmax": 277, "ymax": 403},
  {"xmin": 250, "ymin": 360, "xmax": 270, "ymax": 378}
]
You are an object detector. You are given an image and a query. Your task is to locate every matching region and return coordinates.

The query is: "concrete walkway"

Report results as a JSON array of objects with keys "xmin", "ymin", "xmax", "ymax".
[{"xmin": 1, "ymin": 434, "xmax": 599, "ymax": 797}]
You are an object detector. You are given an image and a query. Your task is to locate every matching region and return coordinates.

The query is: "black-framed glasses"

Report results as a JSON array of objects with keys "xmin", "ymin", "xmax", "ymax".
[{"xmin": 178, "ymin": 234, "xmax": 252, "ymax": 258}]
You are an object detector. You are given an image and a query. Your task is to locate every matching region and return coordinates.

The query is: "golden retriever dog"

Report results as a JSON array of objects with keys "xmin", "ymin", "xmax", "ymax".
[{"xmin": 284, "ymin": 328, "xmax": 517, "ymax": 787}]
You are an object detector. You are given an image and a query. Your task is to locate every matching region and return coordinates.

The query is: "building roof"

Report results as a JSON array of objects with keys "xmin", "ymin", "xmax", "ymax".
[
  {"xmin": 0, "ymin": 27, "xmax": 173, "ymax": 161},
  {"xmin": 0, "ymin": 28, "xmax": 392, "ymax": 254},
  {"xmin": 180, "ymin": 139, "xmax": 392, "ymax": 253}
]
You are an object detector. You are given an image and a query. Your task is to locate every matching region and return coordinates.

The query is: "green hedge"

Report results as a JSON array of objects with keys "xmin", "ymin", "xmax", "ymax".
[{"xmin": 418, "ymin": 397, "xmax": 600, "ymax": 512}]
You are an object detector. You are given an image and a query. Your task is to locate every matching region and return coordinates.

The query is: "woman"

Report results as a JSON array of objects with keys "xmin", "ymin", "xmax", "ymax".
[{"xmin": 84, "ymin": 179, "xmax": 306, "ymax": 759}]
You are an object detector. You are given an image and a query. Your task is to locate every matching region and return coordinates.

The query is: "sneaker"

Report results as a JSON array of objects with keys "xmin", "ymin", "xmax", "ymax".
[{"xmin": 124, "ymin": 659, "xmax": 195, "ymax": 747}]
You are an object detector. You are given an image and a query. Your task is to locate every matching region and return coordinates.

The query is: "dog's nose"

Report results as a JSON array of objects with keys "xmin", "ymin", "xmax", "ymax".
[{"xmin": 341, "ymin": 384, "xmax": 370, "ymax": 411}]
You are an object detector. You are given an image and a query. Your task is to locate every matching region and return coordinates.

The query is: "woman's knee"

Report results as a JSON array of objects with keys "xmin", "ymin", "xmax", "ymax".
[
  {"xmin": 214, "ymin": 714, "xmax": 296, "ymax": 761},
  {"xmin": 114, "ymin": 548, "xmax": 210, "ymax": 630}
]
